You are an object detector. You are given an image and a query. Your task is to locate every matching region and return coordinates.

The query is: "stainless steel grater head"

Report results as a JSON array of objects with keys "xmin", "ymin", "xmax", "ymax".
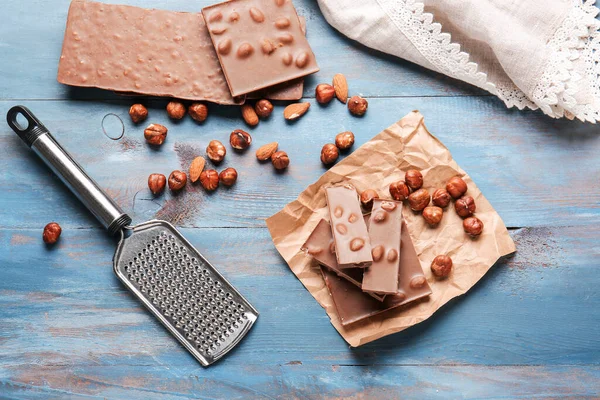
[{"xmin": 114, "ymin": 221, "xmax": 258, "ymax": 366}]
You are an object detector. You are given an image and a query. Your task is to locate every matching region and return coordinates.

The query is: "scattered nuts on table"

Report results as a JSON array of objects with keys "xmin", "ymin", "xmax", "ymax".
[
  {"xmin": 455, "ymin": 195, "xmax": 476, "ymax": 218},
  {"xmin": 283, "ymin": 102, "xmax": 310, "ymax": 120},
  {"xmin": 360, "ymin": 189, "xmax": 379, "ymax": 211},
  {"xmin": 422, "ymin": 206, "xmax": 443, "ymax": 226},
  {"xmin": 256, "ymin": 142, "xmax": 278, "ymax": 161},
  {"xmin": 168, "ymin": 170, "xmax": 187, "ymax": 191},
  {"xmin": 320, "ymin": 143, "xmax": 339, "ymax": 165},
  {"xmin": 463, "ymin": 216, "xmax": 484, "ymax": 237},
  {"xmin": 200, "ymin": 169, "xmax": 219, "ymax": 191},
  {"xmin": 129, "ymin": 104, "xmax": 148, "ymax": 123},
  {"xmin": 219, "ymin": 167, "xmax": 238, "ymax": 186},
  {"xmin": 431, "ymin": 255, "xmax": 453, "ymax": 278},
  {"xmin": 446, "ymin": 176, "xmax": 468, "ymax": 198},
  {"xmin": 315, "ymin": 83, "xmax": 335, "ymax": 104},
  {"xmin": 408, "ymin": 188, "xmax": 430, "ymax": 211},
  {"xmin": 254, "ymin": 99, "xmax": 274, "ymax": 119},
  {"xmin": 166, "ymin": 101, "xmax": 186, "ymax": 120},
  {"xmin": 148, "ymin": 173, "xmax": 166, "ymax": 195},
  {"xmin": 348, "ymin": 95, "xmax": 368, "ymax": 116},
  {"xmin": 432, "ymin": 188, "xmax": 452, "ymax": 208},
  {"xmin": 206, "ymin": 140, "xmax": 227, "ymax": 163},
  {"xmin": 230, "ymin": 129, "xmax": 252, "ymax": 150},
  {"xmin": 188, "ymin": 102, "xmax": 208, "ymax": 122},
  {"xmin": 335, "ymin": 131, "xmax": 355, "ymax": 150},
  {"xmin": 332, "ymin": 73, "xmax": 348, "ymax": 103},
  {"xmin": 144, "ymin": 123, "xmax": 168, "ymax": 146},
  {"xmin": 271, "ymin": 151, "xmax": 290, "ymax": 170},
  {"xmin": 43, "ymin": 222, "xmax": 62, "ymax": 245},
  {"xmin": 389, "ymin": 180, "xmax": 411, "ymax": 201},
  {"xmin": 405, "ymin": 169, "xmax": 423, "ymax": 190},
  {"xmin": 189, "ymin": 156, "xmax": 206, "ymax": 183},
  {"xmin": 241, "ymin": 104, "xmax": 259, "ymax": 126}
]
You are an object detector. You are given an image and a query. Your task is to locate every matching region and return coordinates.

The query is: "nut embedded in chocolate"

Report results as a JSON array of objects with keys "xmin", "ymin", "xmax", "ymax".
[
  {"xmin": 166, "ymin": 101, "xmax": 186, "ymax": 120},
  {"xmin": 455, "ymin": 195, "xmax": 476, "ymax": 218},
  {"xmin": 431, "ymin": 255, "xmax": 453, "ymax": 278},
  {"xmin": 254, "ymin": 99, "xmax": 274, "ymax": 119},
  {"xmin": 320, "ymin": 143, "xmax": 339, "ymax": 165},
  {"xmin": 360, "ymin": 189, "xmax": 379, "ymax": 211},
  {"xmin": 432, "ymin": 188, "xmax": 452, "ymax": 208},
  {"xmin": 335, "ymin": 131, "xmax": 355, "ymax": 151},
  {"xmin": 348, "ymin": 95, "xmax": 368, "ymax": 116},
  {"xmin": 405, "ymin": 169, "xmax": 423, "ymax": 190},
  {"xmin": 271, "ymin": 151, "xmax": 289, "ymax": 170},
  {"xmin": 200, "ymin": 169, "xmax": 219, "ymax": 191},
  {"xmin": 389, "ymin": 180, "xmax": 410, "ymax": 201},
  {"xmin": 148, "ymin": 173, "xmax": 166, "ymax": 195},
  {"xmin": 43, "ymin": 222, "xmax": 62, "ymax": 245},
  {"xmin": 315, "ymin": 83, "xmax": 335, "ymax": 104},
  {"xmin": 129, "ymin": 104, "xmax": 148, "ymax": 123},
  {"xmin": 446, "ymin": 176, "xmax": 468, "ymax": 199},
  {"xmin": 219, "ymin": 167, "xmax": 238, "ymax": 186},
  {"xmin": 408, "ymin": 188, "xmax": 430, "ymax": 211},
  {"xmin": 422, "ymin": 206, "xmax": 443, "ymax": 226},
  {"xmin": 230, "ymin": 129, "xmax": 252, "ymax": 150},
  {"xmin": 463, "ymin": 216, "xmax": 484, "ymax": 237},
  {"xmin": 168, "ymin": 170, "xmax": 187, "ymax": 191},
  {"xmin": 206, "ymin": 140, "xmax": 227, "ymax": 163},
  {"xmin": 144, "ymin": 124, "xmax": 168, "ymax": 146},
  {"xmin": 188, "ymin": 102, "xmax": 208, "ymax": 122}
]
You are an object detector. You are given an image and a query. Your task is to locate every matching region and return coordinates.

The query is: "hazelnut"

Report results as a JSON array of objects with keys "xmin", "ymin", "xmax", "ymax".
[
  {"xmin": 335, "ymin": 131, "xmax": 355, "ymax": 151},
  {"xmin": 254, "ymin": 99, "xmax": 274, "ymax": 119},
  {"xmin": 43, "ymin": 222, "xmax": 62, "ymax": 245},
  {"xmin": 200, "ymin": 169, "xmax": 219, "ymax": 191},
  {"xmin": 408, "ymin": 188, "xmax": 430, "ymax": 211},
  {"xmin": 455, "ymin": 195, "xmax": 476, "ymax": 218},
  {"xmin": 320, "ymin": 143, "xmax": 339, "ymax": 165},
  {"xmin": 271, "ymin": 151, "xmax": 289, "ymax": 170},
  {"xmin": 206, "ymin": 140, "xmax": 227, "ymax": 163},
  {"xmin": 446, "ymin": 176, "xmax": 468, "ymax": 199},
  {"xmin": 422, "ymin": 206, "xmax": 443, "ymax": 226},
  {"xmin": 144, "ymin": 124, "xmax": 168, "ymax": 146},
  {"xmin": 230, "ymin": 129, "xmax": 252, "ymax": 150},
  {"xmin": 405, "ymin": 169, "xmax": 423, "ymax": 190},
  {"xmin": 188, "ymin": 102, "xmax": 208, "ymax": 122},
  {"xmin": 168, "ymin": 170, "xmax": 187, "ymax": 191},
  {"xmin": 129, "ymin": 104, "xmax": 148, "ymax": 123},
  {"xmin": 166, "ymin": 101, "xmax": 186, "ymax": 120},
  {"xmin": 315, "ymin": 83, "xmax": 335, "ymax": 104},
  {"xmin": 389, "ymin": 181, "xmax": 410, "ymax": 201},
  {"xmin": 463, "ymin": 216, "xmax": 484, "ymax": 237},
  {"xmin": 348, "ymin": 95, "xmax": 368, "ymax": 116},
  {"xmin": 431, "ymin": 255, "xmax": 453, "ymax": 278},
  {"xmin": 432, "ymin": 188, "xmax": 451, "ymax": 208},
  {"xmin": 219, "ymin": 167, "xmax": 238, "ymax": 186},
  {"xmin": 360, "ymin": 189, "xmax": 379, "ymax": 211},
  {"xmin": 148, "ymin": 173, "xmax": 166, "ymax": 195}
]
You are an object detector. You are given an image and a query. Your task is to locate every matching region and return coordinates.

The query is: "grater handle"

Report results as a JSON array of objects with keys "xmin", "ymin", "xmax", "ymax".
[{"xmin": 7, "ymin": 106, "xmax": 132, "ymax": 235}]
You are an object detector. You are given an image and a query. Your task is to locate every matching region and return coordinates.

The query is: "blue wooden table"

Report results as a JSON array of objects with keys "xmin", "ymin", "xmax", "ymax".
[{"xmin": 2, "ymin": 1, "xmax": 600, "ymax": 398}]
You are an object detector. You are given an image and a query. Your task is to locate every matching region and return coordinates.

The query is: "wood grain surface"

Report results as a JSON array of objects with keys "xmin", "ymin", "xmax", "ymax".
[{"xmin": 1, "ymin": 0, "xmax": 599, "ymax": 398}]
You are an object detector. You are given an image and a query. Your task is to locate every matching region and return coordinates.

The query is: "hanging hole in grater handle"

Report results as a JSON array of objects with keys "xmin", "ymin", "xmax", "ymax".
[{"xmin": 7, "ymin": 105, "xmax": 50, "ymax": 147}]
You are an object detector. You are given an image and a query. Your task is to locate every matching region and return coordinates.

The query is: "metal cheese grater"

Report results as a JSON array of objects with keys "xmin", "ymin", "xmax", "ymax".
[{"xmin": 7, "ymin": 106, "xmax": 258, "ymax": 367}]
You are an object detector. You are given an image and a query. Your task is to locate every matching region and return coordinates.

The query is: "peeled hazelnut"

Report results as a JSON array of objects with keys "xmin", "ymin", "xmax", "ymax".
[
  {"xmin": 188, "ymin": 103, "xmax": 208, "ymax": 122},
  {"xmin": 422, "ymin": 206, "xmax": 443, "ymax": 226},
  {"xmin": 148, "ymin": 173, "xmax": 166, "ymax": 195},
  {"xmin": 463, "ymin": 216, "xmax": 484, "ymax": 237},
  {"xmin": 405, "ymin": 169, "xmax": 423, "ymax": 190},
  {"xmin": 408, "ymin": 188, "xmax": 430, "ymax": 211},
  {"xmin": 200, "ymin": 169, "xmax": 219, "ymax": 191},
  {"xmin": 254, "ymin": 99, "xmax": 273, "ymax": 119},
  {"xmin": 166, "ymin": 101, "xmax": 186, "ymax": 120},
  {"xmin": 455, "ymin": 195, "xmax": 476, "ymax": 218},
  {"xmin": 446, "ymin": 176, "xmax": 468, "ymax": 199},
  {"xmin": 230, "ymin": 129, "xmax": 252, "ymax": 150},
  {"xmin": 348, "ymin": 95, "xmax": 368, "ymax": 116},
  {"xmin": 335, "ymin": 131, "xmax": 355, "ymax": 151},
  {"xmin": 43, "ymin": 222, "xmax": 62, "ymax": 245},
  {"xmin": 431, "ymin": 255, "xmax": 453, "ymax": 278},
  {"xmin": 129, "ymin": 104, "xmax": 148, "ymax": 123},
  {"xmin": 360, "ymin": 189, "xmax": 379, "ymax": 211},
  {"xmin": 320, "ymin": 143, "xmax": 339, "ymax": 165},
  {"xmin": 432, "ymin": 188, "xmax": 451, "ymax": 208},
  {"xmin": 144, "ymin": 124, "xmax": 168, "ymax": 146},
  {"xmin": 271, "ymin": 151, "xmax": 289, "ymax": 170},
  {"xmin": 315, "ymin": 83, "xmax": 335, "ymax": 104},
  {"xmin": 219, "ymin": 167, "xmax": 238, "ymax": 186},
  {"xmin": 206, "ymin": 140, "xmax": 226, "ymax": 163},
  {"xmin": 168, "ymin": 170, "xmax": 187, "ymax": 191},
  {"xmin": 389, "ymin": 181, "xmax": 410, "ymax": 201}
]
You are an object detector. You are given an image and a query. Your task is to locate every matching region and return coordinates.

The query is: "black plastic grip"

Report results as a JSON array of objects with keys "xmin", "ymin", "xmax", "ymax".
[{"xmin": 6, "ymin": 105, "xmax": 50, "ymax": 147}]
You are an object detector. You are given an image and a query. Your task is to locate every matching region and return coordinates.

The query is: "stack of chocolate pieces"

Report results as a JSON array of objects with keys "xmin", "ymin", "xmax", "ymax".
[
  {"xmin": 302, "ymin": 185, "xmax": 432, "ymax": 326},
  {"xmin": 57, "ymin": 0, "xmax": 318, "ymax": 103}
]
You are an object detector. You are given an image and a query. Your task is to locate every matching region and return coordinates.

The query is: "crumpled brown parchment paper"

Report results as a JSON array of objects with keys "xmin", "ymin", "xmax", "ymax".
[{"xmin": 266, "ymin": 111, "xmax": 516, "ymax": 346}]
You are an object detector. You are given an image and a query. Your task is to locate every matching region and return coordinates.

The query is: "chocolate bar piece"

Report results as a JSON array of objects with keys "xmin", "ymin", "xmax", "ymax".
[
  {"xmin": 57, "ymin": 0, "xmax": 239, "ymax": 104},
  {"xmin": 362, "ymin": 199, "xmax": 403, "ymax": 295},
  {"xmin": 326, "ymin": 185, "xmax": 372, "ymax": 268},
  {"xmin": 202, "ymin": 0, "xmax": 319, "ymax": 97}
]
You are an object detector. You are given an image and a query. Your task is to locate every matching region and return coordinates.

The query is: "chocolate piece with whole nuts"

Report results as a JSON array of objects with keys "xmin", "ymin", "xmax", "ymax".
[
  {"xmin": 389, "ymin": 181, "xmax": 411, "ymax": 201},
  {"xmin": 463, "ymin": 216, "xmax": 484, "ymax": 237},
  {"xmin": 283, "ymin": 102, "xmax": 310, "ymax": 120},
  {"xmin": 168, "ymin": 170, "xmax": 187, "ymax": 191},
  {"xmin": 200, "ymin": 169, "xmax": 219, "ymax": 191},
  {"xmin": 360, "ymin": 189, "xmax": 379, "ymax": 211},
  {"xmin": 431, "ymin": 255, "xmax": 453, "ymax": 278},
  {"xmin": 335, "ymin": 131, "xmax": 354, "ymax": 151},
  {"xmin": 271, "ymin": 151, "xmax": 289, "ymax": 170},
  {"xmin": 241, "ymin": 104, "xmax": 259, "ymax": 126},
  {"xmin": 256, "ymin": 142, "xmax": 278, "ymax": 161},
  {"xmin": 405, "ymin": 169, "xmax": 423, "ymax": 190},
  {"xmin": 144, "ymin": 124, "xmax": 167, "ymax": 146},
  {"xmin": 206, "ymin": 140, "xmax": 226, "ymax": 163},
  {"xmin": 455, "ymin": 195, "xmax": 476, "ymax": 218},
  {"xmin": 432, "ymin": 188, "xmax": 451, "ymax": 208},
  {"xmin": 148, "ymin": 173, "xmax": 166, "ymax": 195},
  {"xmin": 315, "ymin": 84, "xmax": 335, "ymax": 104},
  {"xmin": 320, "ymin": 143, "xmax": 339, "ymax": 165},
  {"xmin": 348, "ymin": 95, "xmax": 368, "ymax": 116},
  {"xmin": 254, "ymin": 99, "xmax": 273, "ymax": 119},
  {"xmin": 446, "ymin": 176, "xmax": 468, "ymax": 198},
  {"xmin": 166, "ymin": 101, "xmax": 186, "ymax": 120},
  {"xmin": 129, "ymin": 104, "xmax": 148, "ymax": 123},
  {"xmin": 219, "ymin": 167, "xmax": 238, "ymax": 186},
  {"xmin": 189, "ymin": 157, "xmax": 206, "ymax": 183},
  {"xmin": 408, "ymin": 188, "xmax": 430, "ymax": 211},
  {"xmin": 332, "ymin": 73, "xmax": 348, "ymax": 103},
  {"xmin": 230, "ymin": 129, "xmax": 252, "ymax": 150},
  {"xmin": 422, "ymin": 206, "xmax": 443, "ymax": 226},
  {"xmin": 43, "ymin": 222, "xmax": 62, "ymax": 245},
  {"xmin": 188, "ymin": 103, "xmax": 208, "ymax": 122}
]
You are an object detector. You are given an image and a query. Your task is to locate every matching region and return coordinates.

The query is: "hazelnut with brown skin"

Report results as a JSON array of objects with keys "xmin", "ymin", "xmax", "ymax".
[
  {"xmin": 144, "ymin": 124, "xmax": 168, "ymax": 146},
  {"xmin": 405, "ymin": 169, "xmax": 423, "ymax": 190},
  {"xmin": 200, "ymin": 169, "xmax": 219, "ymax": 191},
  {"xmin": 219, "ymin": 168, "xmax": 238, "ymax": 186},
  {"xmin": 315, "ymin": 83, "xmax": 335, "ymax": 104},
  {"xmin": 168, "ymin": 170, "xmax": 187, "ymax": 191},
  {"xmin": 431, "ymin": 255, "xmax": 453, "ymax": 278},
  {"xmin": 188, "ymin": 103, "xmax": 208, "ymax": 122},
  {"xmin": 422, "ymin": 206, "xmax": 443, "ymax": 226},
  {"xmin": 129, "ymin": 104, "xmax": 148, "ymax": 123},
  {"xmin": 166, "ymin": 101, "xmax": 186, "ymax": 120},
  {"xmin": 254, "ymin": 99, "xmax": 274, "ymax": 119},
  {"xmin": 432, "ymin": 188, "xmax": 451, "ymax": 208},
  {"xmin": 230, "ymin": 129, "xmax": 252, "ymax": 150},
  {"xmin": 271, "ymin": 151, "xmax": 290, "ymax": 170},
  {"xmin": 446, "ymin": 176, "xmax": 468, "ymax": 199},
  {"xmin": 463, "ymin": 216, "xmax": 484, "ymax": 237},
  {"xmin": 360, "ymin": 189, "xmax": 379, "ymax": 211},
  {"xmin": 389, "ymin": 181, "xmax": 411, "ymax": 201},
  {"xmin": 455, "ymin": 195, "xmax": 476, "ymax": 218},
  {"xmin": 148, "ymin": 173, "xmax": 166, "ymax": 195},
  {"xmin": 335, "ymin": 131, "xmax": 355, "ymax": 151},
  {"xmin": 321, "ymin": 143, "xmax": 339, "ymax": 165},
  {"xmin": 408, "ymin": 188, "xmax": 430, "ymax": 211},
  {"xmin": 206, "ymin": 140, "xmax": 226, "ymax": 163},
  {"xmin": 348, "ymin": 95, "xmax": 368, "ymax": 116},
  {"xmin": 43, "ymin": 222, "xmax": 62, "ymax": 245}
]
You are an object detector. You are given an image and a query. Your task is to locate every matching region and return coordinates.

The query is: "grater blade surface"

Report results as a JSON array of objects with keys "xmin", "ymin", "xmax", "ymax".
[{"xmin": 113, "ymin": 220, "xmax": 258, "ymax": 366}]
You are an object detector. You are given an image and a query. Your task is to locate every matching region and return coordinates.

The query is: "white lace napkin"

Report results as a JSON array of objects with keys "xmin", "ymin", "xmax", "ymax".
[{"xmin": 318, "ymin": 0, "xmax": 600, "ymax": 122}]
